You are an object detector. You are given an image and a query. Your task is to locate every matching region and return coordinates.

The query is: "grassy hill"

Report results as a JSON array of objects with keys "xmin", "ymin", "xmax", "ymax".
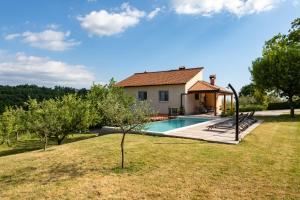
[{"xmin": 0, "ymin": 116, "xmax": 299, "ymax": 199}]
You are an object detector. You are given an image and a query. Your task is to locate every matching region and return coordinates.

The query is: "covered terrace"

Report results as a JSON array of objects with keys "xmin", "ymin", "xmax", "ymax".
[{"xmin": 188, "ymin": 79, "xmax": 233, "ymax": 116}]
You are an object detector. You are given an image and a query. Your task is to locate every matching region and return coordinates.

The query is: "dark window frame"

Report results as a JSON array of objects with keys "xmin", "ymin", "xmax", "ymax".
[
  {"xmin": 159, "ymin": 90, "xmax": 169, "ymax": 102},
  {"xmin": 195, "ymin": 93, "xmax": 199, "ymax": 100},
  {"xmin": 138, "ymin": 91, "xmax": 147, "ymax": 101}
]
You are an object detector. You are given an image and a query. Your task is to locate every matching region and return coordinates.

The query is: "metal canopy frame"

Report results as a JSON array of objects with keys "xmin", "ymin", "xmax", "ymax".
[{"xmin": 228, "ymin": 83, "xmax": 239, "ymax": 141}]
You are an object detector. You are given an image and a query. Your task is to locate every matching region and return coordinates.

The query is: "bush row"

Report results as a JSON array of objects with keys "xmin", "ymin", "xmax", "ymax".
[
  {"xmin": 267, "ymin": 101, "xmax": 300, "ymax": 110},
  {"xmin": 239, "ymin": 104, "xmax": 266, "ymax": 112}
]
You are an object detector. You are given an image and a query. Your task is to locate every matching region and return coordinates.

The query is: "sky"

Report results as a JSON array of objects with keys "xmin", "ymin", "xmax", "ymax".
[{"xmin": 0, "ymin": 0, "xmax": 299, "ymax": 91}]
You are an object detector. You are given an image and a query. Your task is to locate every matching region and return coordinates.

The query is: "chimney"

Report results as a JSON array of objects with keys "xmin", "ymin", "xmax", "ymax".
[
  {"xmin": 179, "ymin": 66, "xmax": 186, "ymax": 70},
  {"xmin": 209, "ymin": 74, "xmax": 216, "ymax": 85}
]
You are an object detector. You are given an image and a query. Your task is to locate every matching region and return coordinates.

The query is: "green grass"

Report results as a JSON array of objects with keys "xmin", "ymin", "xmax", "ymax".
[
  {"xmin": 0, "ymin": 115, "xmax": 299, "ymax": 199},
  {"xmin": 0, "ymin": 133, "xmax": 96, "ymax": 157}
]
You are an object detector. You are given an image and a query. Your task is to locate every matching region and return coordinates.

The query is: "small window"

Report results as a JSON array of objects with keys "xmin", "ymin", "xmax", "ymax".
[
  {"xmin": 195, "ymin": 93, "xmax": 199, "ymax": 100},
  {"xmin": 138, "ymin": 91, "xmax": 147, "ymax": 101},
  {"xmin": 159, "ymin": 91, "xmax": 169, "ymax": 102}
]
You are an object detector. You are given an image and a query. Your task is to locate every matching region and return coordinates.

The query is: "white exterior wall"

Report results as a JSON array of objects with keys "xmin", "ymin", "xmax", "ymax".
[
  {"xmin": 123, "ymin": 70, "xmax": 204, "ymax": 115},
  {"xmin": 184, "ymin": 71, "xmax": 203, "ymax": 115},
  {"xmin": 124, "ymin": 85, "xmax": 185, "ymax": 114},
  {"xmin": 216, "ymin": 94, "xmax": 225, "ymax": 114}
]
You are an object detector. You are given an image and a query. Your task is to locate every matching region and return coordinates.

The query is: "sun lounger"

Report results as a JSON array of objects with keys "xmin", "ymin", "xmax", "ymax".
[
  {"xmin": 207, "ymin": 113, "xmax": 247, "ymax": 130},
  {"xmin": 239, "ymin": 111, "xmax": 257, "ymax": 131},
  {"xmin": 207, "ymin": 111, "xmax": 257, "ymax": 132}
]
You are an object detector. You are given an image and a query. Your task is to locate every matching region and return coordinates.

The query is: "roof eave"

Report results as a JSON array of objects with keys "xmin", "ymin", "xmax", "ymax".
[{"xmin": 117, "ymin": 83, "xmax": 187, "ymax": 88}]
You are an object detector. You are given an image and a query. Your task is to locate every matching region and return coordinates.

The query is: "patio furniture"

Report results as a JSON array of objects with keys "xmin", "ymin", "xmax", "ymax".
[
  {"xmin": 207, "ymin": 111, "xmax": 257, "ymax": 132},
  {"xmin": 207, "ymin": 113, "xmax": 248, "ymax": 130},
  {"xmin": 197, "ymin": 105, "xmax": 208, "ymax": 114},
  {"xmin": 238, "ymin": 111, "xmax": 257, "ymax": 132}
]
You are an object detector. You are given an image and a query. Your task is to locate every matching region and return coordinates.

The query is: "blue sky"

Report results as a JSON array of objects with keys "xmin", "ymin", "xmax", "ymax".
[{"xmin": 0, "ymin": 0, "xmax": 299, "ymax": 90}]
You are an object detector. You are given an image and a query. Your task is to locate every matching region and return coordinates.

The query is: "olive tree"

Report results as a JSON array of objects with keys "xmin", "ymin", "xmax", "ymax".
[
  {"xmin": 54, "ymin": 94, "xmax": 92, "ymax": 145},
  {"xmin": 27, "ymin": 99, "xmax": 57, "ymax": 150},
  {"xmin": 86, "ymin": 84, "xmax": 108, "ymax": 131},
  {"xmin": 12, "ymin": 107, "xmax": 27, "ymax": 141},
  {"xmin": 103, "ymin": 86, "xmax": 153, "ymax": 168},
  {"xmin": 0, "ymin": 107, "xmax": 16, "ymax": 146}
]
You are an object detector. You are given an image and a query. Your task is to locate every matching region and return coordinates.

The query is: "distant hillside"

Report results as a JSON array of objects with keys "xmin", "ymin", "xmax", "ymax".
[{"xmin": 0, "ymin": 85, "xmax": 87, "ymax": 113}]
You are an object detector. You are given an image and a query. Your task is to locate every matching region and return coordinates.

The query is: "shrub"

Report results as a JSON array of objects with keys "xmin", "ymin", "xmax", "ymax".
[
  {"xmin": 221, "ymin": 110, "xmax": 235, "ymax": 117},
  {"xmin": 239, "ymin": 104, "xmax": 266, "ymax": 112}
]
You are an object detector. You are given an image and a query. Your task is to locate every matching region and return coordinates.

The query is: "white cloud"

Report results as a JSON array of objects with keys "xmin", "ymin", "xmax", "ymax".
[
  {"xmin": 4, "ymin": 30, "xmax": 80, "ymax": 51},
  {"xmin": 46, "ymin": 23, "xmax": 60, "ymax": 30},
  {"xmin": 77, "ymin": 2, "xmax": 145, "ymax": 36},
  {"xmin": 147, "ymin": 8, "xmax": 161, "ymax": 20},
  {"xmin": 4, "ymin": 33, "xmax": 21, "ymax": 40},
  {"xmin": 171, "ymin": 0, "xmax": 281, "ymax": 16},
  {"xmin": 0, "ymin": 52, "xmax": 94, "ymax": 88}
]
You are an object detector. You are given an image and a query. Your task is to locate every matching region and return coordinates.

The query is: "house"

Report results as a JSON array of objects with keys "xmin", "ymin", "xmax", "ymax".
[{"xmin": 116, "ymin": 67, "xmax": 233, "ymax": 116}]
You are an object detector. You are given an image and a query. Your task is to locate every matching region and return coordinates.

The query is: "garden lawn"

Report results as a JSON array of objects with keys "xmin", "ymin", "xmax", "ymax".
[
  {"xmin": 0, "ymin": 133, "xmax": 95, "ymax": 157},
  {"xmin": 0, "ymin": 115, "xmax": 299, "ymax": 199}
]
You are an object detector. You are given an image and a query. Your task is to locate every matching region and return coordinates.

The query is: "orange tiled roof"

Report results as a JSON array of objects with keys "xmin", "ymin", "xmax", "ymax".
[
  {"xmin": 116, "ymin": 67, "xmax": 203, "ymax": 87},
  {"xmin": 188, "ymin": 81, "xmax": 232, "ymax": 94}
]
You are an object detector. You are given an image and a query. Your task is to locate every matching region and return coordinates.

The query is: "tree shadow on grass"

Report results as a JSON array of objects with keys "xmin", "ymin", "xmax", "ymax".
[
  {"xmin": 0, "ymin": 134, "xmax": 96, "ymax": 157},
  {"xmin": 0, "ymin": 139, "xmax": 43, "ymax": 157},
  {"xmin": 257, "ymin": 114, "xmax": 300, "ymax": 123},
  {"xmin": 0, "ymin": 163, "xmax": 86, "ymax": 186},
  {"xmin": 0, "ymin": 160, "xmax": 145, "ymax": 187},
  {"xmin": 101, "ymin": 161, "xmax": 146, "ymax": 175}
]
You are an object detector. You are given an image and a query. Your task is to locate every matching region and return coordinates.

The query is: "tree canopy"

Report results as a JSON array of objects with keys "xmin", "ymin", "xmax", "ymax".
[
  {"xmin": 0, "ymin": 84, "xmax": 87, "ymax": 113},
  {"xmin": 239, "ymin": 84, "xmax": 256, "ymax": 97},
  {"xmin": 250, "ymin": 18, "xmax": 300, "ymax": 117}
]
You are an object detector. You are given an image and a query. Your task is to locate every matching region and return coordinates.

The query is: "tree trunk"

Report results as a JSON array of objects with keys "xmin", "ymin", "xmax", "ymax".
[
  {"xmin": 57, "ymin": 135, "xmax": 65, "ymax": 145},
  {"xmin": 96, "ymin": 126, "xmax": 103, "ymax": 136},
  {"xmin": 120, "ymin": 132, "xmax": 127, "ymax": 168},
  {"xmin": 6, "ymin": 138, "xmax": 11, "ymax": 147},
  {"xmin": 289, "ymin": 95, "xmax": 295, "ymax": 118},
  {"xmin": 43, "ymin": 136, "xmax": 48, "ymax": 151},
  {"xmin": 16, "ymin": 132, "xmax": 19, "ymax": 141}
]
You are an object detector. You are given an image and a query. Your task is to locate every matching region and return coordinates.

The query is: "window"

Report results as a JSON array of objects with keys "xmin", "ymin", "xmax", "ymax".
[
  {"xmin": 159, "ymin": 90, "xmax": 169, "ymax": 102},
  {"xmin": 195, "ymin": 93, "xmax": 199, "ymax": 100},
  {"xmin": 138, "ymin": 91, "xmax": 147, "ymax": 101}
]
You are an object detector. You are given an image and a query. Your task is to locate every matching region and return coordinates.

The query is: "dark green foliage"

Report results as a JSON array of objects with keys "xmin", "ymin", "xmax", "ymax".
[
  {"xmin": 250, "ymin": 18, "xmax": 300, "ymax": 117},
  {"xmin": 239, "ymin": 84, "xmax": 256, "ymax": 97},
  {"xmin": 221, "ymin": 109, "xmax": 235, "ymax": 117},
  {"xmin": 267, "ymin": 101, "xmax": 300, "ymax": 110},
  {"xmin": 240, "ymin": 104, "xmax": 266, "ymax": 112},
  {"xmin": 0, "ymin": 85, "xmax": 87, "ymax": 113}
]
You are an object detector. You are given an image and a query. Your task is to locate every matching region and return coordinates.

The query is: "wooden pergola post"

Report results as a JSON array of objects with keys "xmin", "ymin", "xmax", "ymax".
[
  {"xmin": 223, "ymin": 94, "xmax": 226, "ymax": 113},
  {"xmin": 214, "ymin": 92, "xmax": 217, "ymax": 116},
  {"xmin": 230, "ymin": 94, "xmax": 233, "ymax": 111}
]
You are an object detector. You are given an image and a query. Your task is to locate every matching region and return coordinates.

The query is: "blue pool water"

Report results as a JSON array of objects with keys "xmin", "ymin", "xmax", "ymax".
[{"xmin": 144, "ymin": 117, "xmax": 210, "ymax": 133}]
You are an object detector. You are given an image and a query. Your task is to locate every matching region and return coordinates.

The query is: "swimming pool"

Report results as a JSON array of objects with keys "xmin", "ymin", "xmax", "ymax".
[{"xmin": 144, "ymin": 117, "xmax": 210, "ymax": 133}]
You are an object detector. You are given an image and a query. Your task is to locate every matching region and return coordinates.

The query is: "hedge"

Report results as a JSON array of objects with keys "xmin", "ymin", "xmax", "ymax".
[
  {"xmin": 239, "ymin": 104, "xmax": 266, "ymax": 112},
  {"xmin": 267, "ymin": 101, "xmax": 300, "ymax": 110}
]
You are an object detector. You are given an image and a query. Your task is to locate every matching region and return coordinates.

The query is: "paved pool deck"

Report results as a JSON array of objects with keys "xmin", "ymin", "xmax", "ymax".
[
  {"xmin": 96, "ymin": 109, "xmax": 298, "ymax": 144},
  {"xmin": 98, "ymin": 117, "xmax": 262, "ymax": 145},
  {"xmin": 162, "ymin": 109, "xmax": 300, "ymax": 144},
  {"xmin": 163, "ymin": 118, "xmax": 263, "ymax": 144}
]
